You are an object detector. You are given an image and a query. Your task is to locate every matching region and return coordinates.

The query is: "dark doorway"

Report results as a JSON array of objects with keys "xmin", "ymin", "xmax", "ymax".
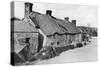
[{"xmin": 37, "ymin": 33, "xmax": 44, "ymax": 52}]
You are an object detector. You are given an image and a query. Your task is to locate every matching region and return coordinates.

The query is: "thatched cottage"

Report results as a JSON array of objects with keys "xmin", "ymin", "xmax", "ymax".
[{"xmin": 11, "ymin": 2, "xmax": 82, "ymax": 63}]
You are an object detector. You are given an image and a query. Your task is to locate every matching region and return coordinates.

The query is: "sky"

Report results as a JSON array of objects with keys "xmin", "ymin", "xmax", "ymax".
[{"xmin": 14, "ymin": 1, "xmax": 98, "ymax": 27}]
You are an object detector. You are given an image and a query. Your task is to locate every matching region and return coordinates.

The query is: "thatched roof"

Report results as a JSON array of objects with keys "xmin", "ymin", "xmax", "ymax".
[
  {"xmin": 12, "ymin": 20, "xmax": 38, "ymax": 33},
  {"xmin": 77, "ymin": 26, "xmax": 87, "ymax": 34},
  {"xmin": 29, "ymin": 12, "xmax": 68, "ymax": 35},
  {"xmin": 51, "ymin": 16, "xmax": 80, "ymax": 34},
  {"xmin": 29, "ymin": 11, "xmax": 80, "ymax": 35},
  {"xmin": 12, "ymin": 11, "xmax": 80, "ymax": 36}
]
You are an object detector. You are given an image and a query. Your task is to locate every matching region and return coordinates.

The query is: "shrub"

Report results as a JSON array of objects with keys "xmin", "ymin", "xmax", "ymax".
[
  {"xmin": 76, "ymin": 43, "xmax": 83, "ymax": 48},
  {"xmin": 69, "ymin": 45, "xmax": 75, "ymax": 49}
]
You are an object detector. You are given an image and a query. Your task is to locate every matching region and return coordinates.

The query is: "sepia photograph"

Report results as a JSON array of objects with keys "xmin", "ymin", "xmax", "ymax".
[{"xmin": 11, "ymin": 1, "xmax": 98, "ymax": 66}]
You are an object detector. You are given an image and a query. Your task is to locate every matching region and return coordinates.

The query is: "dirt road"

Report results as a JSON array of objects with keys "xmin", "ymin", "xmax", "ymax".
[{"xmin": 35, "ymin": 37, "xmax": 97, "ymax": 65}]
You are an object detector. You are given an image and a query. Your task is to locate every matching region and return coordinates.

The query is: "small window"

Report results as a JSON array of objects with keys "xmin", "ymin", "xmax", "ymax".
[
  {"xmin": 57, "ymin": 41, "xmax": 60, "ymax": 45},
  {"xmin": 25, "ymin": 38, "xmax": 30, "ymax": 43}
]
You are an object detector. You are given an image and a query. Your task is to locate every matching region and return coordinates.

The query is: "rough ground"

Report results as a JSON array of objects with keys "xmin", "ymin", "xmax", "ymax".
[
  {"xmin": 17, "ymin": 37, "xmax": 97, "ymax": 66},
  {"xmin": 34, "ymin": 37, "xmax": 97, "ymax": 65}
]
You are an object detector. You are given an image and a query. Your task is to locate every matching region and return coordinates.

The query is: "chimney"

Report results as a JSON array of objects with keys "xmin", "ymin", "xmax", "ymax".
[
  {"xmin": 24, "ymin": 2, "xmax": 33, "ymax": 17},
  {"xmin": 72, "ymin": 20, "xmax": 76, "ymax": 26},
  {"xmin": 46, "ymin": 10, "xmax": 52, "ymax": 16},
  {"xmin": 65, "ymin": 17, "xmax": 69, "ymax": 21}
]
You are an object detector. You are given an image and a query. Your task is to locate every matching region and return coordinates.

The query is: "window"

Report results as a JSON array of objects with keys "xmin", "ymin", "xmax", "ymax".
[{"xmin": 57, "ymin": 41, "xmax": 60, "ymax": 45}]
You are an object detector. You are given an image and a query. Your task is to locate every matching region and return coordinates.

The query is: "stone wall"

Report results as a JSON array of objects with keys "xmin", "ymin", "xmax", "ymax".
[{"xmin": 14, "ymin": 32, "xmax": 39, "ymax": 54}]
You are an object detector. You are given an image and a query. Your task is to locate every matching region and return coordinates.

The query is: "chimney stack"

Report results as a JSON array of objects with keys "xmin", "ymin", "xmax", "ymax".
[
  {"xmin": 65, "ymin": 17, "xmax": 69, "ymax": 21},
  {"xmin": 24, "ymin": 2, "xmax": 33, "ymax": 17},
  {"xmin": 46, "ymin": 10, "xmax": 52, "ymax": 16},
  {"xmin": 72, "ymin": 20, "xmax": 76, "ymax": 26}
]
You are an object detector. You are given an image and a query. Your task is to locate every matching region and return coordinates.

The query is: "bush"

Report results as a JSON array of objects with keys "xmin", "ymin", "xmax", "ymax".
[
  {"xmin": 69, "ymin": 45, "xmax": 75, "ymax": 49},
  {"xmin": 76, "ymin": 43, "xmax": 83, "ymax": 48},
  {"xmin": 55, "ymin": 47, "xmax": 63, "ymax": 54},
  {"xmin": 37, "ymin": 46, "xmax": 56, "ymax": 60},
  {"xmin": 84, "ymin": 42, "xmax": 86, "ymax": 46},
  {"xmin": 29, "ymin": 55, "xmax": 38, "ymax": 62}
]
